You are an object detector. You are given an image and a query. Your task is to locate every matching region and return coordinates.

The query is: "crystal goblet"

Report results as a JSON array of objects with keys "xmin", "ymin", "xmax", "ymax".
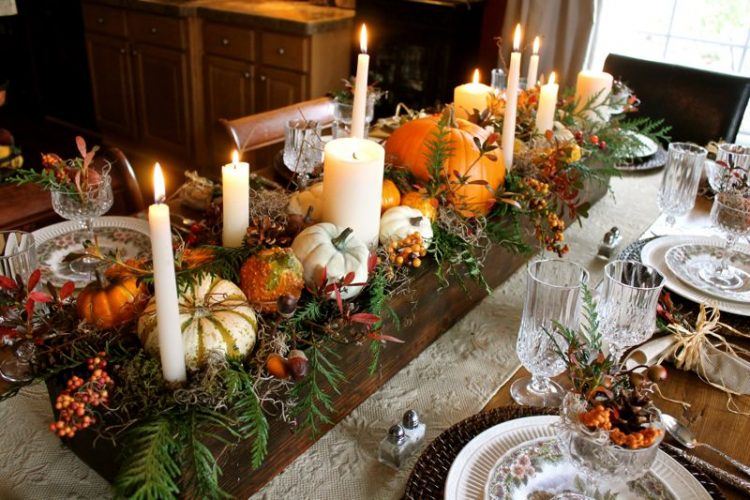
[
  {"xmin": 707, "ymin": 143, "xmax": 750, "ymax": 195},
  {"xmin": 511, "ymin": 259, "xmax": 589, "ymax": 407},
  {"xmin": 657, "ymin": 142, "xmax": 706, "ymax": 226},
  {"xmin": 50, "ymin": 173, "xmax": 113, "ymax": 277},
  {"xmin": 0, "ymin": 230, "xmax": 37, "ymax": 283},
  {"xmin": 697, "ymin": 192, "xmax": 750, "ymax": 290},
  {"xmin": 597, "ymin": 260, "xmax": 664, "ymax": 361}
]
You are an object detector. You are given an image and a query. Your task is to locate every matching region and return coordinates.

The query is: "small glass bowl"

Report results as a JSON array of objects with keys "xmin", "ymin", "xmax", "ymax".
[{"xmin": 556, "ymin": 392, "xmax": 664, "ymax": 482}]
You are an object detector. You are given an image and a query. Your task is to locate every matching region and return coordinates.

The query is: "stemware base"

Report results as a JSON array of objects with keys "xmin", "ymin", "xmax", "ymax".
[
  {"xmin": 510, "ymin": 376, "xmax": 565, "ymax": 407},
  {"xmin": 698, "ymin": 263, "xmax": 748, "ymax": 291},
  {"xmin": 68, "ymin": 255, "xmax": 104, "ymax": 277}
]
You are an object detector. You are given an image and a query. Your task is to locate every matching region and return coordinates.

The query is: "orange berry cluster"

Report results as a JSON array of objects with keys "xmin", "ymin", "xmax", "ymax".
[
  {"xmin": 521, "ymin": 178, "xmax": 570, "ymax": 256},
  {"xmin": 387, "ymin": 233, "xmax": 427, "ymax": 268},
  {"xmin": 579, "ymin": 405, "xmax": 662, "ymax": 450},
  {"xmin": 50, "ymin": 352, "xmax": 113, "ymax": 438}
]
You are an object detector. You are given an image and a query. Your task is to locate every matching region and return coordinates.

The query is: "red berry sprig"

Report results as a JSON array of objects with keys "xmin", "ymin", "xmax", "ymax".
[{"xmin": 49, "ymin": 352, "xmax": 113, "ymax": 438}]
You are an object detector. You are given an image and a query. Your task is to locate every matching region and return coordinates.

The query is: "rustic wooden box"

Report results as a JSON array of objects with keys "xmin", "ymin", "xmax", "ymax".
[{"xmin": 47, "ymin": 180, "xmax": 609, "ymax": 496}]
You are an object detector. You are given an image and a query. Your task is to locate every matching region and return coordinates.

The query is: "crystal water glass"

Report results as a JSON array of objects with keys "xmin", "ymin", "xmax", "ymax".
[
  {"xmin": 491, "ymin": 68, "xmax": 506, "ymax": 91},
  {"xmin": 597, "ymin": 260, "xmax": 664, "ymax": 360},
  {"xmin": 332, "ymin": 94, "xmax": 376, "ymax": 139},
  {"xmin": 283, "ymin": 119, "xmax": 323, "ymax": 177},
  {"xmin": 511, "ymin": 259, "xmax": 589, "ymax": 407},
  {"xmin": 697, "ymin": 192, "xmax": 750, "ymax": 290},
  {"xmin": 0, "ymin": 231, "xmax": 37, "ymax": 283},
  {"xmin": 657, "ymin": 142, "xmax": 707, "ymax": 226},
  {"xmin": 707, "ymin": 143, "xmax": 750, "ymax": 195},
  {"xmin": 50, "ymin": 173, "xmax": 113, "ymax": 276}
]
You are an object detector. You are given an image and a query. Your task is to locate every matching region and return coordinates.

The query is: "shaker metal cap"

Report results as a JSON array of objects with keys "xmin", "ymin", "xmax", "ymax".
[
  {"xmin": 388, "ymin": 424, "xmax": 406, "ymax": 444},
  {"xmin": 402, "ymin": 410, "xmax": 420, "ymax": 429}
]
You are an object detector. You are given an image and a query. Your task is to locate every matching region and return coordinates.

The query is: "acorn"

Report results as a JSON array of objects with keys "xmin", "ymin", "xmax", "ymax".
[
  {"xmin": 277, "ymin": 293, "xmax": 299, "ymax": 317},
  {"xmin": 266, "ymin": 353, "xmax": 290, "ymax": 379},
  {"xmin": 646, "ymin": 364, "xmax": 668, "ymax": 382},
  {"xmin": 288, "ymin": 349, "xmax": 309, "ymax": 381},
  {"xmin": 629, "ymin": 371, "xmax": 645, "ymax": 387}
]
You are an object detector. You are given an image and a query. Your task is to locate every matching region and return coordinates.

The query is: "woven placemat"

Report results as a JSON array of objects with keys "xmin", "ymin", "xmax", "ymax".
[{"xmin": 403, "ymin": 406, "xmax": 725, "ymax": 499}]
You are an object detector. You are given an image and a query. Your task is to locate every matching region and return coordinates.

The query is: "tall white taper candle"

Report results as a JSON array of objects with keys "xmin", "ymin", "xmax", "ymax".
[
  {"xmin": 148, "ymin": 163, "xmax": 186, "ymax": 383},
  {"xmin": 501, "ymin": 24, "xmax": 522, "ymax": 170},
  {"xmin": 350, "ymin": 24, "xmax": 370, "ymax": 139},
  {"xmin": 526, "ymin": 36, "xmax": 540, "ymax": 89},
  {"xmin": 221, "ymin": 150, "xmax": 249, "ymax": 248},
  {"xmin": 535, "ymin": 71, "xmax": 559, "ymax": 134}
]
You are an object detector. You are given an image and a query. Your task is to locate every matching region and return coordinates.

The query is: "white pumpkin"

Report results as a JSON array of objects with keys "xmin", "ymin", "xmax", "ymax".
[
  {"xmin": 379, "ymin": 206, "xmax": 433, "ymax": 248},
  {"xmin": 287, "ymin": 182, "xmax": 324, "ymax": 222},
  {"xmin": 291, "ymin": 223, "xmax": 369, "ymax": 300},
  {"xmin": 137, "ymin": 274, "xmax": 257, "ymax": 370}
]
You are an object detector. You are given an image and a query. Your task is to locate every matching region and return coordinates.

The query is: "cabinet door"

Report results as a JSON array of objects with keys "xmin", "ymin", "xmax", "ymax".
[
  {"xmin": 205, "ymin": 55, "xmax": 255, "ymax": 126},
  {"xmin": 256, "ymin": 67, "xmax": 306, "ymax": 112},
  {"xmin": 131, "ymin": 43, "xmax": 190, "ymax": 155},
  {"xmin": 85, "ymin": 33, "xmax": 136, "ymax": 138}
]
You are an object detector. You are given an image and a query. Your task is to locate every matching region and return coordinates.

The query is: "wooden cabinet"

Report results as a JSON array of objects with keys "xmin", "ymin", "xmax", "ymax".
[
  {"xmin": 256, "ymin": 67, "xmax": 306, "ymax": 111},
  {"xmin": 205, "ymin": 56, "xmax": 256, "ymax": 131},
  {"xmin": 85, "ymin": 33, "xmax": 136, "ymax": 138},
  {"xmin": 132, "ymin": 43, "xmax": 191, "ymax": 156}
]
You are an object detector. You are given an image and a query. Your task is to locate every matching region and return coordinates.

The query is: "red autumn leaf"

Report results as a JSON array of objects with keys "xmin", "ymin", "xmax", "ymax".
[
  {"xmin": 367, "ymin": 252, "xmax": 378, "ymax": 274},
  {"xmin": 0, "ymin": 326, "xmax": 18, "ymax": 340},
  {"xmin": 25, "ymin": 298, "xmax": 34, "ymax": 317},
  {"xmin": 29, "ymin": 291, "xmax": 53, "ymax": 303},
  {"xmin": 342, "ymin": 272, "xmax": 356, "ymax": 285},
  {"xmin": 367, "ymin": 331, "xmax": 405, "ymax": 344},
  {"xmin": 27, "ymin": 269, "xmax": 41, "ymax": 291},
  {"xmin": 334, "ymin": 284, "xmax": 343, "ymax": 315},
  {"xmin": 75, "ymin": 135, "xmax": 87, "ymax": 159},
  {"xmin": 486, "ymin": 132, "xmax": 499, "ymax": 144},
  {"xmin": 59, "ymin": 281, "xmax": 76, "ymax": 300},
  {"xmin": 350, "ymin": 312, "xmax": 380, "ymax": 325},
  {"xmin": 0, "ymin": 275, "xmax": 17, "ymax": 289}
]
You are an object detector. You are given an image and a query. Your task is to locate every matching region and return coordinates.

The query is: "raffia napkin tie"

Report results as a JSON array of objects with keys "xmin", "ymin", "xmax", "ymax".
[{"xmin": 627, "ymin": 304, "xmax": 750, "ymax": 414}]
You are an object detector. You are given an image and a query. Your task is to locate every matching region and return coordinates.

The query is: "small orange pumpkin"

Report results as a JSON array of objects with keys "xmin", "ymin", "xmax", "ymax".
[
  {"xmin": 401, "ymin": 191, "xmax": 439, "ymax": 222},
  {"xmin": 77, "ymin": 276, "xmax": 147, "ymax": 328},
  {"xmin": 381, "ymin": 179, "xmax": 401, "ymax": 213},
  {"xmin": 385, "ymin": 115, "xmax": 505, "ymax": 217}
]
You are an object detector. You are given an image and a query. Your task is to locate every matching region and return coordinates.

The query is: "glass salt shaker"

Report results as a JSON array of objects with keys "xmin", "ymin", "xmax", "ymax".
[
  {"xmin": 378, "ymin": 424, "xmax": 409, "ymax": 470},
  {"xmin": 402, "ymin": 410, "xmax": 426, "ymax": 450}
]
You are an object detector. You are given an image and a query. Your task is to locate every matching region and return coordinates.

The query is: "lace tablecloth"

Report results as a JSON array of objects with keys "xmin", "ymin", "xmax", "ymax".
[{"xmin": 0, "ymin": 173, "xmax": 662, "ymax": 499}]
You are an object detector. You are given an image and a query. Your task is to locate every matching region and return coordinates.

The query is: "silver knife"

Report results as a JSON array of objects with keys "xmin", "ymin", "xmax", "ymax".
[{"xmin": 663, "ymin": 442, "xmax": 750, "ymax": 495}]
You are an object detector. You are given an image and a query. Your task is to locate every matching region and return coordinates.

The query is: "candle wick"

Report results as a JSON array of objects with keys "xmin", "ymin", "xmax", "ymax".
[
  {"xmin": 352, "ymin": 152, "xmax": 358, "ymax": 160},
  {"xmin": 157, "ymin": 195, "xmax": 166, "ymax": 204}
]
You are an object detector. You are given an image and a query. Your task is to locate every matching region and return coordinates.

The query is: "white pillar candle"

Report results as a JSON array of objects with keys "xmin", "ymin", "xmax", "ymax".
[
  {"xmin": 322, "ymin": 137, "xmax": 384, "ymax": 247},
  {"xmin": 221, "ymin": 150, "xmax": 250, "ymax": 248},
  {"xmin": 351, "ymin": 24, "xmax": 370, "ymax": 139},
  {"xmin": 453, "ymin": 69, "xmax": 493, "ymax": 120},
  {"xmin": 501, "ymin": 23, "xmax": 522, "ymax": 170},
  {"xmin": 575, "ymin": 70, "xmax": 614, "ymax": 122},
  {"xmin": 526, "ymin": 36, "xmax": 540, "ymax": 90},
  {"xmin": 148, "ymin": 163, "xmax": 186, "ymax": 384},
  {"xmin": 535, "ymin": 71, "xmax": 559, "ymax": 134}
]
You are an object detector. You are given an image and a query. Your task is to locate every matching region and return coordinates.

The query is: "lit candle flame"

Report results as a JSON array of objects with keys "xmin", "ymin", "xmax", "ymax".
[
  {"xmin": 231, "ymin": 150, "xmax": 239, "ymax": 166},
  {"xmin": 472, "ymin": 68, "xmax": 480, "ymax": 84},
  {"xmin": 359, "ymin": 24, "xmax": 368, "ymax": 54},
  {"xmin": 513, "ymin": 24, "xmax": 522, "ymax": 51},
  {"xmin": 532, "ymin": 36, "xmax": 540, "ymax": 54},
  {"xmin": 153, "ymin": 162, "xmax": 165, "ymax": 204},
  {"xmin": 548, "ymin": 71, "xmax": 556, "ymax": 85}
]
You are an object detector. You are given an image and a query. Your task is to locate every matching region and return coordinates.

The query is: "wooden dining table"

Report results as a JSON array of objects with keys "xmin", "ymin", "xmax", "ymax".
[{"xmin": 485, "ymin": 195, "xmax": 750, "ymax": 500}]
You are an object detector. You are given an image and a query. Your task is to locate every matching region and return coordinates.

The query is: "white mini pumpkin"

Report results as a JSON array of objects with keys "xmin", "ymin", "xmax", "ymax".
[
  {"xmin": 379, "ymin": 206, "xmax": 433, "ymax": 248},
  {"xmin": 291, "ymin": 223, "xmax": 369, "ymax": 300},
  {"xmin": 137, "ymin": 274, "xmax": 257, "ymax": 370},
  {"xmin": 287, "ymin": 182, "xmax": 324, "ymax": 222}
]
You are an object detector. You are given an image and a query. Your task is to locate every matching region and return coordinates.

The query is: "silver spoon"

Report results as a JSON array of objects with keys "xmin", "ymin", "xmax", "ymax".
[{"xmin": 662, "ymin": 413, "xmax": 750, "ymax": 477}]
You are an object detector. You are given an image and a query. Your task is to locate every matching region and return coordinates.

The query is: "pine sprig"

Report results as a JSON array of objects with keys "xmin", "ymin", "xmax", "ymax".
[
  {"xmin": 115, "ymin": 416, "xmax": 182, "ymax": 500},
  {"xmin": 227, "ymin": 364, "xmax": 269, "ymax": 469},
  {"xmin": 182, "ymin": 411, "xmax": 230, "ymax": 500},
  {"xmin": 430, "ymin": 224, "xmax": 490, "ymax": 293},
  {"xmin": 423, "ymin": 109, "xmax": 455, "ymax": 198},
  {"xmin": 290, "ymin": 343, "xmax": 345, "ymax": 435}
]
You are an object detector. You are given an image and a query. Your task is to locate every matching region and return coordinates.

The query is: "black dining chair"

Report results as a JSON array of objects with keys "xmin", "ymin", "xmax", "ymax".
[{"xmin": 603, "ymin": 54, "xmax": 750, "ymax": 145}]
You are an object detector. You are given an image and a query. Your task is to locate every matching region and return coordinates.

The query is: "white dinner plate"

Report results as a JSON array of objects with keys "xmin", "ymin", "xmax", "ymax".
[
  {"xmin": 641, "ymin": 235, "xmax": 750, "ymax": 316},
  {"xmin": 445, "ymin": 415, "xmax": 711, "ymax": 500},
  {"xmin": 665, "ymin": 243, "xmax": 750, "ymax": 302},
  {"xmin": 33, "ymin": 216, "xmax": 151, "ymax": 287},
  {"xmin": 628, "ymin": 131, "xmax": 659, "ymax": 158}
]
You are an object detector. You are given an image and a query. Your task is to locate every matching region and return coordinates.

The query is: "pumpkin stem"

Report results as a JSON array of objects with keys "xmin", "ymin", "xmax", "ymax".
[
  {"xmin": 332, "ymin": 227, "xmax": 354, "ymax": 250},
  {"xmin": 409, "ymin": 216, "xmax": 424, "ymax": 227},
  {"xmin": 444, "ymin": 104, "xmax": 457, "ymax": 128}
]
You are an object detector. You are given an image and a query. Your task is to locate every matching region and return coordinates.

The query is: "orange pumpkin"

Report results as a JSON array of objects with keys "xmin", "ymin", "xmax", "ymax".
[
  {"xmin": 401, "ymin": 191, "xmax": 439, "ymax": 221},
  {"xmin": 77, "ymin": 276, "xmax": 147, "ymax": 328},
  {"xmin": 381, "ymin": 179, "xmax": 401, "ymax": 213},
  {"xmin": 385, "ymin": 116, "xmax": 505, "ymax": 216}
]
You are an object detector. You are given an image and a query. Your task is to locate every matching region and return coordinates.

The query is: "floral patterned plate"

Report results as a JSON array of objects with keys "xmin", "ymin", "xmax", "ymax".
[
  {"xmin": 33, "ymin": 216, "xmax": 151, "ymax": 287},
  {"xmin": 485, "ymin": 437, "xmax": 673, "ymax": 500},
  {"xmin": 444, "ymin": 416, "xmax": 710, "ymax": 500}
]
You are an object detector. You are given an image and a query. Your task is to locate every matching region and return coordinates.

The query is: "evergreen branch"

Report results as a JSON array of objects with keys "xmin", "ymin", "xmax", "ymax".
[
  {"xmin": 182, "ymin": 411, "xmax": 230, "ymax": 500},
  {"xmin": 228, "ymin": 364, "xmax": 269, "ymax": 469},
  {"xmin": 290, "ymin": 343, "xmax": 345, "ymax": 435}
]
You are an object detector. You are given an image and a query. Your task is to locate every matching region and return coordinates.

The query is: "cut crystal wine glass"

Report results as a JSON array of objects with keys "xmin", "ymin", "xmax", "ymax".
[
  {"xmin": 50, "ymin": 173, "xmax": 113, "ymax": 277},
  {"xmin": 707, "ymin": 143, "xmax": 750, "ymax": 195},
  {"xmin": 511, "ymin": 259, "xmax": 589, "ymax": 407},
  {"xmin": 597, "ymin": 260, "xmax": 664, "ymax": 361},
  {"xmin": 657, "ymin": 142, "xmax": 706, "ymax": 226},
  {"xmin": 697, "ymin": 192, "xmax": 750, "ymax": 290}
]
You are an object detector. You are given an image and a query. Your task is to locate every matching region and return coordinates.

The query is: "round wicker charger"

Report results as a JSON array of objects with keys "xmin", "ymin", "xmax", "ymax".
[{"xmin": 403, "ymin": 406, "xmax": 724, "ymax": 499}]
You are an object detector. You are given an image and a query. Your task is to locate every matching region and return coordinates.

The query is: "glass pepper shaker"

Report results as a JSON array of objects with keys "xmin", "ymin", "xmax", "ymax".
[
  {"xmin": 402, "ymin": 410, "xmax": 426, "ymax": 450},
  {"xmin": 378, "ymin": 424, "xmax": 409, "ymax": 470}
]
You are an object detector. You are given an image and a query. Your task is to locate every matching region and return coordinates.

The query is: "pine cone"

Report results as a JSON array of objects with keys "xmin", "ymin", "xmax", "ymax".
[{"xmin": 246, "ymin": 216, "xmax": 293, "ymax": 248}]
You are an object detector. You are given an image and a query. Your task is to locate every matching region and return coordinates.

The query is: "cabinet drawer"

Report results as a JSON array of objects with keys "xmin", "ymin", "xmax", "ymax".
[
  {"xmin": 261, "ymin": 32, "xmax": 308, "ymax": 72},
  {"xmin": 204, "ymin": 22, "xmax": 255, "ymax": 61},
  {"xmin": 82, "ymin": 3, "xmax": 127, "ymax": 37},
  {"xmin": 129, "ymin": 11, "xmax": 186, "ymax": 50}
]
